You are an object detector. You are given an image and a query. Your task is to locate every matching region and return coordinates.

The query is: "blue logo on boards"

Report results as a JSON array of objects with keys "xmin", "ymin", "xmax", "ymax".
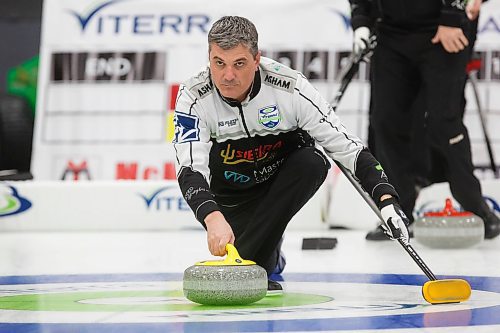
[
  {"xmin": 484, "ymin": 196, "xmax": 500, "ymax": 213},
  {"xmin": 67, "ymin": 0, "xmax": 211, "ymax": 35},
  {"xmin": 173, "ymin": 113, "xmax": 200, "ymax": 144},
  {"xmin": 224, "ymin": 171, "xmax": 251, "ymax": 183},
  {"xmin": 68, "ymin": 0, "xmax": 122, "ymax": 32},
  {"xmin": 0, "ymin": 185, "xmax": 32, "ymax": 218},
  {"xmin": 138, "ymin": 186, "xmax": 189, "ymax": 211},
  {"xmin": 258, "ymin": 105, "xmax": 281, "ymax": 129}
]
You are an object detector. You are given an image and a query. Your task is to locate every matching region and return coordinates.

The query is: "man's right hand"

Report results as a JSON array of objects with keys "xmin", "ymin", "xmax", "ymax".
[
  {"xmin": 379, "ymin": 196, "xmax": 410, "ymax": 244},
  {"xmin": 204, "ymin": 211, "xmax": 235, "ymax": 256}
]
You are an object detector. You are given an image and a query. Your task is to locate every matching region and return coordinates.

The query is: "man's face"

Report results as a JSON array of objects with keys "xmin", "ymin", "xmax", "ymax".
[{"xmin": 209, "ymin": 43, "xmax": 260, "ymax": 102}]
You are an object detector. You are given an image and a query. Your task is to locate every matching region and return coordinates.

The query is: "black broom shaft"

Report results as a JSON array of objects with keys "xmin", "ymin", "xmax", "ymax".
[
  {"xmin": 330, "ymin": 42, "xmax": 374, "ymax": 112},
  {"xmin": 468, "ymin": 72, "xmax": 498, "ymax": 177},
  {"xmin": 330, "ymin": 61, "xmax": 360, "ymax": 112},
  {"xmin": 333, "ymin": 62, "xmax": 360, "ymax": 107},
  {"xmin": 330, "ymin": 40, "xmax": 437, "ymax": 280},
  {"xmin": 335, "ymin": 161, "xmax": 437, "ymax": 281},
  {"xmin": 397, "ymin": 240, "xmax": 437, "ymax": 281}
]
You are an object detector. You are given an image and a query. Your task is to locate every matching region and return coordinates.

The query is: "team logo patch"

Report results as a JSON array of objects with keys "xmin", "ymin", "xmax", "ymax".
[
  {"xmin": 173, "ymin": 113, "xmax": 200, "ymax": 143},
  {"xmin": 258, "ymin": 105, "xmax": 281, "ymax": 129}
]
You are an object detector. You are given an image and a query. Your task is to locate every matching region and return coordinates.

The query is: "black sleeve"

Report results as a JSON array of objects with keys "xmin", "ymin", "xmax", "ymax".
[
  {"xmin": 177, "ymin": 167, "xmax": 220, "ymax": 223},
  {"xmin": 354, "ymin": 148, "xmax": 399, "ymax": 207},
  {"xmin": 349, "ymin": 0, "xmax": 375, "ymax": 30},
  {"xmin": 440, "ymin": 0, "xmax": 468, "ymax": 28}
]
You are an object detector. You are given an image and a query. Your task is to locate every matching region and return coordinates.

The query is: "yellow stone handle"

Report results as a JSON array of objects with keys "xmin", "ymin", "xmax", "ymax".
[
  {"xmin": 195, "ymin": 243, "xmax": 256, "ymax": 266},
  {"xmin": 225, "ymin": 243, "xmax": 249, "ymax": 264}
]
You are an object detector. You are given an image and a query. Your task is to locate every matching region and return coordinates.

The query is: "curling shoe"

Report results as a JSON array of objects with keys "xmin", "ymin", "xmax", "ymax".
[
  {"xmin": 267, "ymin": 279, "xmax": 283, "ymax": 296},
  {"xmin": 483, "ymin": 211, "xmax": 500, "ymax": 239}
]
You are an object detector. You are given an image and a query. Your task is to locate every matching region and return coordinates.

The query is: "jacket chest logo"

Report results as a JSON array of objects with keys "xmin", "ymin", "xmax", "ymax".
[
  {"xmin": 258, "ymin": 105, "xmax": 281, "ymax": 129},
  {"xmin": 224, "ymin": 171, "xmax": 250, "ymax": 183}
]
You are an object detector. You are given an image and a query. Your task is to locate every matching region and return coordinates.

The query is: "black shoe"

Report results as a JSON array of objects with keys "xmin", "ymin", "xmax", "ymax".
[
  {"xmin": 365, "ymin": 224, "xmax": 414, "ymax": 241},
  {"xmin": 267, "ymin": 279, "xmax": 283, "ymax": 296},
  {"xmin": 365, "ymin": 225, "xmax": 389, "ymax": 241},
  {"xmin": 483, "ymin": 211, "xmax": 500, "ymax": 239}
]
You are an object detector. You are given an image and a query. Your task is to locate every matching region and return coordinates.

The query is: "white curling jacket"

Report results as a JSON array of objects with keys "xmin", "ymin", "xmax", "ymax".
[{"xmin": 173, "ymin": 57, "xmax": 397, "ymax": 222}]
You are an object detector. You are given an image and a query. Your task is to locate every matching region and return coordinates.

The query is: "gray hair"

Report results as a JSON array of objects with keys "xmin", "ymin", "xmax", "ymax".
[{"xmin": 208, "ymin": 16, "xmax": 259, "ymax": 57}]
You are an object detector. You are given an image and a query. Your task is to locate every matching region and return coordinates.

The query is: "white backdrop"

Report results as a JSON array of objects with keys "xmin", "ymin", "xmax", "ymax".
[
  {"xmin": 32, "ymin": 0, "xmax": 354, "ymax": 180},
  {"xmin": 31, "ymin": 0, "xmax": 500, "ymax": 181},
  {"xmin": 23, "ymin": 0, "xmax": 500, "ymax": 230}
]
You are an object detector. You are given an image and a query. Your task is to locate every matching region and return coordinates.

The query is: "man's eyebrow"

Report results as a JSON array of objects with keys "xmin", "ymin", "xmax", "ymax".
[
  {"xmin": 212, "ymin": 56, "xmax": 248, "ymax": 62},
  {"xmin": 233, "ymin": 57, "xmax": 248, "ymax": 62}
]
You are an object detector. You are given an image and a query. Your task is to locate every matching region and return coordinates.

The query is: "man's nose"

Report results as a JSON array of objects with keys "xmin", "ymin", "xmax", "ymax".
[{"xmin": 223, "ymin": 66, "xmax": 236, "ymax": 81}]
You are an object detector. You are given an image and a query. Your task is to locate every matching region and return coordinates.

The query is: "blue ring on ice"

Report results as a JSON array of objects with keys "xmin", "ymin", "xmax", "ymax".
[{"xmin": 0, "ymin": 272, "xmax": 498, "ymax": 332}]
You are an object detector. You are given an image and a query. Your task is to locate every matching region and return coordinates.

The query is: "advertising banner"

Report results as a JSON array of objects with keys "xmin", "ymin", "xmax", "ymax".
[
  {"xmin": 32, "ymin": 0, "xmax": 357, "ymax": 180},
  {"xmin": 0, "ymin": 181, "xmax": 322, "ymax": 231},
  {"xmin": 32, "ymin": 0, "xmax": 500, "ymax": 181},
  {"xmin": 30, "ymin": 0, "xmax": 500, "ymax": 229}
]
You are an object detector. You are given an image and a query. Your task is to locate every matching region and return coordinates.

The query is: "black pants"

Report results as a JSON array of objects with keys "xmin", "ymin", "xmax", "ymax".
[
  {"xmin": 218, "ymin": 147, "xmax": 330, "ymax": 275},
  {"xmin": 371, "ymin": 29, "xmax": 489, "ymax": 221}
]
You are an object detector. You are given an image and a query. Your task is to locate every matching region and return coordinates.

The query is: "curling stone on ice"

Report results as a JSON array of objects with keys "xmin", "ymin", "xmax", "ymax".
[
  {"xmin": 183, "ymin": 243, "xmax": 267, "ymax": 305},
  {"xmin": 414, "ymin": 198, "xmax": 484, "ymax": 249}
]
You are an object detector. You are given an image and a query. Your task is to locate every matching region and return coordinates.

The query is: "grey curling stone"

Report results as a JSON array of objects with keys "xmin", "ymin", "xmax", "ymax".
[
  {"xmin": 183, "ymin": 264, "xmax": 267, "ymax": 305},
  {"xmin": 414, "ymin": 198, "xmax": 484, "ymax": 249},
  {"xmin": 183, "ymin": 244, "xmax": 268, "ymax": 305}
]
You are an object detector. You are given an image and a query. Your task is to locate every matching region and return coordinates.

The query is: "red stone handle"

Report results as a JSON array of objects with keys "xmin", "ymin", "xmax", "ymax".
[{"xmin": 424, "ymin": 198, "xmax": 473, "ymax": 217}]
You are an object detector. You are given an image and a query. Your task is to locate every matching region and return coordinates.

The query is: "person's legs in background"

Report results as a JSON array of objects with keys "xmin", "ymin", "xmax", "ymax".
[
  {"xmin": 365, "ymin": 32, "xmax": 421, "ymax": 240},
  {"xmin": 421, "ymin": 37, "xmax": 500, "ymax": 239}
]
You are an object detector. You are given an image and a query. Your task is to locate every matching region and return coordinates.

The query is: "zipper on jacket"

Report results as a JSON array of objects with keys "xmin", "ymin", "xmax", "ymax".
[
  {"xmin": 237, "ymin": 105, "xmax": 252, "ymax": 138},
  {"xmin": 237, "ymin": 104, "xmax": 261, "ymax": 173}
]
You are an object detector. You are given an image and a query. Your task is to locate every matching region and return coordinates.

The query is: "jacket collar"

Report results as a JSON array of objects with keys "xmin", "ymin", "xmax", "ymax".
[{"xmin": 215, "ymin": 69, "xmax": 262, "ymax": 107}]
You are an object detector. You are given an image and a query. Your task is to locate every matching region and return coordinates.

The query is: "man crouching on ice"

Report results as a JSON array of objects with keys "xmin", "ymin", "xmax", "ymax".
[{"xmin": 173, "ymin": 16, "xmax": 409, "ymax": 293}]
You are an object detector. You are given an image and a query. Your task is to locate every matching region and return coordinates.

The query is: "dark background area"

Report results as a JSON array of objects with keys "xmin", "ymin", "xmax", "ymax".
[
  {"xmin": 0, "ymin": 0, "xmax": 42, "ymax": 92},
  {"xmin": 0, "ymin": 0, "xmax": 42, "ymax": 178}
]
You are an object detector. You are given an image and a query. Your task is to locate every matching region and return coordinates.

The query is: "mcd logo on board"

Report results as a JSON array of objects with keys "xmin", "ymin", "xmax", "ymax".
[
  {"xmin": 60, "ymin": 160, "xmax": 93, "ymax": 181},
  {"xmin": 51, "ymin": 51, "xmax": 166, "ymax": 82},
  {"xmin": 116, "ymin": 162, "xmax": 176, "ymax": 180}
]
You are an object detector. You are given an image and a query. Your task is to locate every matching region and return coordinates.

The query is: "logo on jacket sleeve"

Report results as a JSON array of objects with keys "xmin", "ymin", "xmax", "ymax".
[
  {"xmin": 258, "ymin": 105, "xmax": 281, "ymax": 129},
  {"xmin": 173, "ymin": 113, "xmax": 200, "ymax": 143}
]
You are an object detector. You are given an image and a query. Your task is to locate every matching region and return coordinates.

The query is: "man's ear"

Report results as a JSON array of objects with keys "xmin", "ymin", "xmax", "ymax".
[{"xmin": 255, "ymin": 51, "xmax": 261, "ymax": 70}]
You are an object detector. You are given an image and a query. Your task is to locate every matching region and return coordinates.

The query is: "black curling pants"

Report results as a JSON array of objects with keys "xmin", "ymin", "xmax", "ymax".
[
  {"xmin": 370, "ymin": 29, "xmax": 489, "ymax": 221},
  {"xmin": 219, "ymin": 147, "xmax": 330, "ymax": 275}
]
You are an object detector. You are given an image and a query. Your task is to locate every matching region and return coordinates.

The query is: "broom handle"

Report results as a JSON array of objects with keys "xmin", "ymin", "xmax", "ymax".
[
  {"xmin": 335, "ymin": 161, "xmax": 437, "ymax": 281},
  {"xmin": 329, "ymin": 36, "xmax": 376, "ymax": 112},
  {"xmin": 468, "ymin": 71, "xmax": 498, "ymax": 178}
]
